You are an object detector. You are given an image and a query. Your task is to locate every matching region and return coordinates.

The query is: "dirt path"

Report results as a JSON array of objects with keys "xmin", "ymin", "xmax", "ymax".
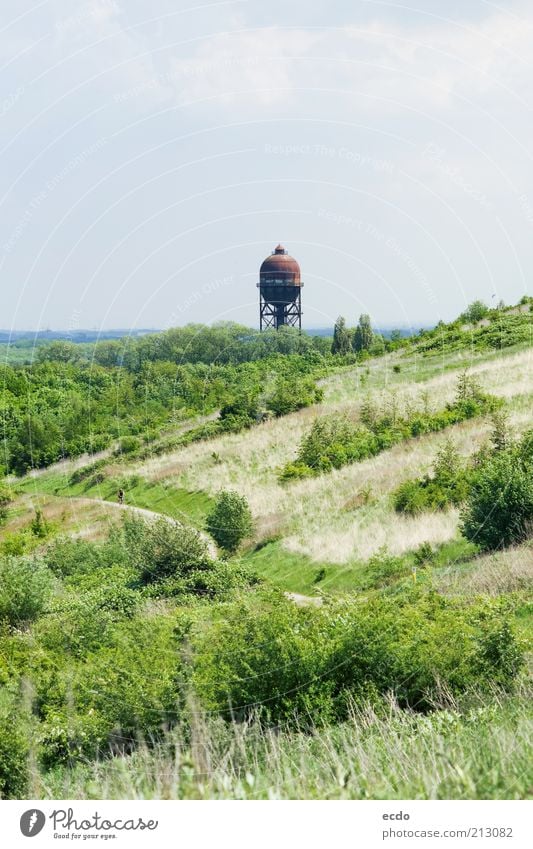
[
  {"xmin": 62, "ymin": 498, "xmax": 321, "ymax": 603},
  {"xmin": 68, "ymin": 496, "xmax": 219, "ymax": 557},
  {"xmin": 285, "ymin": 592, "xmax": 323, "ymax": 607}
]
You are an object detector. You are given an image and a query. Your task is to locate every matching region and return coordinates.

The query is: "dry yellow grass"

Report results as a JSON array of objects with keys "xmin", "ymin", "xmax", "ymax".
[
  {"xmin": 0, "ymin": 494, "xmax": 122, "ymax": 543},
  {"xmin": 435, "ymin": 541, "xmax": 533, "ymax": 596}
]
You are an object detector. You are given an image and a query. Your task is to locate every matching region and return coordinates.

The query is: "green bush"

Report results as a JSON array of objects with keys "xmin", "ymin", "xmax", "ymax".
[
  {"xmin": 38, "ymin": 616, "xmax": 180, "ymax": 767},
  {"xmin": 190, "ymin": 591, "xmax": 337, "ymax": 725},
  {"xmin": 460, "ymin": 300, "xmax": 489, "ymax": 323},
  {"xmin": 394, "ymin": 440, "xmax": 471, "ymax": 515},
  {"xmin": 44, "ymin": 535, "xmax": 126, "ymax": 578},
  {"xmin": 461, "ymin": 442, "xmax": 533, "ymax": 551},
  {"xmin": 331, "ymin": 594, "xmax": 523, "ymax": 711},
  {"xmin": 0, "ymin": 483, "xmax": 13, "ymax": 525},
  {"xmin": 68, "ymin": 459, "xmax": 107, "ymax": 486},
  {"xmin": 278, "ymin": 461, "xmax": 315, "ymax": 482},
  {"xmin": 0, "ymin": 690, "xmax": 29, "ymax": 798},
  {"xmin": 114, "ymin": 436, "xmax": 141, "ymax": 456},
  {"xmin": 362, "ymin": 547, "xmax": 409, "ymax": 588},
  {"xmin": 122, "ymin": 514, "xmax": 212, "ymax": 583},
  {"xmin": 264, "ymin": 372, "xmax": 322, "ymax": 418},
  {"xmin": 205, "ymin": 490, "xmax": 253, "ymax": 554},
  {"xmin": 187, "ymin": 591, "xmax": 524, "ymax": 724},
  {"xmin": 0, "ymin": 556, "xmax": 54, "ymax": 628}
]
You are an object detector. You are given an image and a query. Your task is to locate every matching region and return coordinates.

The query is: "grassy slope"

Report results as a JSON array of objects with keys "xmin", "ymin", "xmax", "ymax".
[
  {"xmin": 38, "ymin": 687, "xmax": 532, "ymax": 800},
  {"xmin": 3, "ymin": 327, "xmax": 532, "ymax": 802},
  {"xmin": 5, "ymin": 340, "xmax": 533, "ymax": 594}
]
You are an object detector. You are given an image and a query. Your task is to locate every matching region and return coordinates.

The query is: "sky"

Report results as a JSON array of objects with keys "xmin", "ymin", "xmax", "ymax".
[{"xmin": 1, "ymin": 0, "xmax": 533, "ymax": 332}]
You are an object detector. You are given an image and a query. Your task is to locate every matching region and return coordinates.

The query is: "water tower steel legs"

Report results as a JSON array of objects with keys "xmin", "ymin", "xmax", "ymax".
[{"xmin": 259, "ymin": 290, "xmax": 302, "ymax": 331}]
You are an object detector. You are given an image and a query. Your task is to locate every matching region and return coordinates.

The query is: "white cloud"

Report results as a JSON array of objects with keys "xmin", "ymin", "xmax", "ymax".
[{"xmin": 161, "ymin": 10, "xmax": 533, "ymax": 116}]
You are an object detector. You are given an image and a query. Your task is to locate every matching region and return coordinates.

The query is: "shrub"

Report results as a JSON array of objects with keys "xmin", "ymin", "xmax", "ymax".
[
  {"xmin": 393, "ymin": 440, "xmax": 470, "ymax": 515},
  {"xmin": 266, "ymin": 375, "xmax": 321, "ymax": 417},
  {"xmin": 460, "ymin": 300, "xmax": 489, "ymax": 323},
  {"xmin": 44, "ymin": 535, "xmax": 131, "ymax": 579},
  {"xmin": 205, "ymin": 491, "xmax": 253, "ymax": 554},
  {"xmin": 68, "ymin": 459, "xmax": 106, "ymax": 486},
  {"xmin": 38, "ymin": 616, "xmax": 180, "ymax": 767},
  {"xmin": 35, "ymin": 577, "xmax": 140, "ymax": 660},
  {"xmin": 187, "ymin": 591, "xmax": 523, "ymax": 724},
  {"xmin": 122, "ymin": 514, "xmax": 211, "ymax": 583},
  {"xmin": 461, "ymin": 446, "xmax": 533, "ymax": 550},
  {"xmin": 393, "ymin": 480, "xmax": 431, "ymax": 515},
  {"xmin": 30, "ymin": 508, "xmax": 52, "ymax": 539},
  {"xmin": 190, "ymin": 591, "xmax": 337, "ymax": 725},
  {"xmin": 114, "ymin": 436, "xmax": 141, "ymax": 456},
  {"xmin": 0, "ymin": 483, "xmax": 13, "ymax": 525},
  {"xmin": 278, "ymin": 461, "xmax": 315, "ymax": 482},
  {"xmin": 362, "ymin": 548, "xmax": 409, "ymax": 588},
  {"xmin": 331, "ymin": 593, "xmax": 523, "ymax": 711},
  {"xmin": 0, "ymin": 690, "xmax": 29, "ymax": 798},
  {"xmin": 0, "ymin": 556, "xmax": 54, "ymax": 627}
]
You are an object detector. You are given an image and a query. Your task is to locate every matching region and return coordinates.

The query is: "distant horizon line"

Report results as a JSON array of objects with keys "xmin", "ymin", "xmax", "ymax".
[{"xmin": 0, "ymin": 322, "xmax": 432, "ymax": 337}]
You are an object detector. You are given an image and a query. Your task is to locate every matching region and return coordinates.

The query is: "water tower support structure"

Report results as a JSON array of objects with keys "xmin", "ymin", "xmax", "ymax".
[{"xmin": 259, "ymin": 290, "xmax": 302, "ymax": 331}]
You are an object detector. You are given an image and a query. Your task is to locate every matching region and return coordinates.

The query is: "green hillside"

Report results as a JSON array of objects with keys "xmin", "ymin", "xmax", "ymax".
[{"xmin": 0, "ymin": 300, "xmax": 531, "ymax": 800}]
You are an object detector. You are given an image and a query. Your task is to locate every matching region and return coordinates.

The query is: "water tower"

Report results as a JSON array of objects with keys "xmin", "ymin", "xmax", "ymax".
[{"xmin": 258, "ymin": 244, "xmax": 303, "ymax": 331}]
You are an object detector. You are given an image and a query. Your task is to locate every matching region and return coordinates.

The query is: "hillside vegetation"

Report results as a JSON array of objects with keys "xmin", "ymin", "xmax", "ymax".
[{"xmin": 0, "ymin": 298, "xmax": 531, "ymax": 800}]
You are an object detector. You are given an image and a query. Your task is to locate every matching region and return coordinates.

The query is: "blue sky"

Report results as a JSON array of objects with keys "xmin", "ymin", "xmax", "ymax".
[{"xmin": 1, "ymin": 0, "xmax": 532, "ymax": 331}]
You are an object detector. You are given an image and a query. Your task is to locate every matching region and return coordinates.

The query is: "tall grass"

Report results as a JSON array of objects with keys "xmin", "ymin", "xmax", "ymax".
[{"xmin": 36, "ymin": 687, "xmax": 532, "ymax": 800}]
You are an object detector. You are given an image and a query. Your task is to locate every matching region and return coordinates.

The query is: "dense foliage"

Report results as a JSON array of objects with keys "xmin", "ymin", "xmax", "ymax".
[
  {"xmin": 461, "ymin": 431, "xmax": 533, "ymax": 551},
  {"xmin": 394, "ymin": 439, "xmax": 471, "ymax": 515},
  {"xmin": 413, "ymin": 299, "xmax": 532, "ymax": 355},
  {"xmin": 205, "ymin": 491, "xmax": 253, "ymax": 554},
  {"xmin": 281, "ymin": 374, "xmax": 499, "ymax": 480},
  {"xmin": 1, "ymin": 336, "xmax": 326, "ymax": 475},
  {"xmin": 188, "ymin": 590, "xmax": 523, "ymax": 724}
]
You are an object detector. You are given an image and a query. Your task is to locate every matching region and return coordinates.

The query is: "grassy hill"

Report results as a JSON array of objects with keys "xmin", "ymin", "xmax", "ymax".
[{"xmin": 0, "ymin": 301, "xmax": 531, "ymax": 800}]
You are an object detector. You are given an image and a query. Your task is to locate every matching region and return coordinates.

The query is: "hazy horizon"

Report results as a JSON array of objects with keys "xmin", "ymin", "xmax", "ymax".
[{"xmin": 1, "ymin": 0, "xmax": 532, "ymax": 332}]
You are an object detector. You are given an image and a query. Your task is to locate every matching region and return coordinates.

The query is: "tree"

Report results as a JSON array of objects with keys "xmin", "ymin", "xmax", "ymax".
[
  {"xmin": 353, "ymin": 314, "xmax": 374, "ymax": 353},
  {"xmin": 461, "ymin": 444, "xmax": 533, "ymax": 550},
  {"xmin": 205, "ymin": 490, "xmax": 253, "ymax": 554},
  {"xmin": 122, "ymin": 514, "xmax": 211, "ymax": 583},
  {"xmin": 460, "ymin": 300, "xmax": 489, "ymax": 323},
  {"xmin": 370, "ymin": 333, "xmax": 385, "ymax": 355},
  {"xmin": 0, "ymin": 484, "xmax": 13, "ymax": 525},
  {"xmin": 0, "ymin": 556, "xmax": 54, "ymax": 626},
  {"xmin": 331, "ymin": 316, "xmax": 351, "ymax": 355}
]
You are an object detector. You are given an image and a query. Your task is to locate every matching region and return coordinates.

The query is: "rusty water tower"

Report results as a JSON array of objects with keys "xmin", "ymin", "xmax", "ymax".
[{"xmin": 258, "ymin": 244, "xmax": 303, "ymax": 331}]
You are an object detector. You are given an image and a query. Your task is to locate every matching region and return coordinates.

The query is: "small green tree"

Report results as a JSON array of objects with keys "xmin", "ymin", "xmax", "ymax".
[
  {"xmin": 0, "ymin": 483, "xmax": 13, "ymax": 525},
  {"xmin": 205, "ymin": 490, "xmax": 253, "ymax": 554},
  {"xmin": 461, "ymin": 447, "xmax": 533, "ymax": 550},
  {"xmin": 353, "ymin": 314, "xmax": 374, "ymax": 353},
  {"xmin": 490, "ymin": 409, "xmax": 511, "ymax": 452},
  {"xmin": 460, "ymin": 300, "xmax": 489, "ymax": 323},
  {"xmin": 0, "ymin": 556, "xmax": 54, "ymax": 627},
  {"xmin": 122, "ymin": 514, "xmax": 211, "ymax": 583},
  {"xmin": 331, "ymin": 316, "xmax": 351, "ymax": 355}
]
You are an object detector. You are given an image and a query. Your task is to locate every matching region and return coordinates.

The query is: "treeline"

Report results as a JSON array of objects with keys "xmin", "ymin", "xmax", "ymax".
[
  {"xmin": 35, "ymin": 323, "xmax": 331, "ymax": 369},
  {"xmin": 0, "ymin": 349, "xmax": 325, "ymax": 476},
  {"xmin": 331, "ymin": 314, "xmax": 400, "ymax": 357}
]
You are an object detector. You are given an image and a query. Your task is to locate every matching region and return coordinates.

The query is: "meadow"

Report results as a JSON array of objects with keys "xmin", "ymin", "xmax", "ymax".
[{"xmin": 0, "ymin": 300, "xmax": 531, "ymax": 800}]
